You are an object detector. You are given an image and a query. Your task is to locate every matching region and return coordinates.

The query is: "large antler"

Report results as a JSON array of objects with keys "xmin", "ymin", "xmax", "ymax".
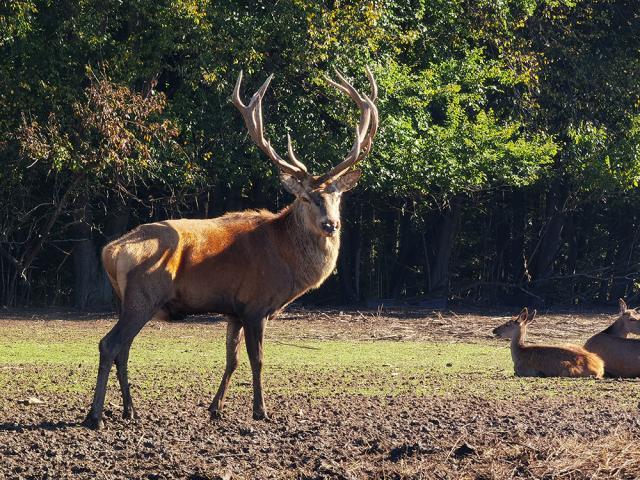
[
  {"xmin": 232, "ymin": 71, "xmax": 309, "ymax": 181},
  {"xmin": 313, "ymin": 67, "xmax": 378, "ymax": 187},
  {"xmin": 232, "ymin": 67, "xmax": 378, "ymax": 187}
]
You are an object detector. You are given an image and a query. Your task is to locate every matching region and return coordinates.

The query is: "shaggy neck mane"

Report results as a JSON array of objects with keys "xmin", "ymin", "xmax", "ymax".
[{"xmin": 274, "ymin": 199, "xmax": 341, "ymax": 293}]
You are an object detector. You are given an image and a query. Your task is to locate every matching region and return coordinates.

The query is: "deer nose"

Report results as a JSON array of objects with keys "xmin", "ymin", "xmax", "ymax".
[{"xmin": 321, "ymin": 220, "xmax": 339, "ymax": 235}]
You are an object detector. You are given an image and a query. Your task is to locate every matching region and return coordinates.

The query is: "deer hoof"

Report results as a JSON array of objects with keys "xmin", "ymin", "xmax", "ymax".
[
  {"xmin": 209, "ymin": 409, "xmax": 224, "ymax": 420},
  {"xmin": 122, "ymin": 407, "xmax": 137, "ymax": 420},
  {"xmin": 81, "ymin": 414, "xmax": 104, "ymax": 430},
  {"xmin": 252, "ymin": 410, "xmax": 269, "ymax": 421}
]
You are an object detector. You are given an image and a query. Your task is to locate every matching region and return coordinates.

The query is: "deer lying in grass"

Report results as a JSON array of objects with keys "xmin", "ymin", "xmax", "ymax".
[
  {"xmin": 492, "ymin": 308, "xmax": 604, "ymax": 378},
  {"xmin": 584, "ymin": 299, "xmax": 640, "ymax": 377},
  {"xmin": 82, "ymin": 68, "xmax": 378, "ymax": 429}
]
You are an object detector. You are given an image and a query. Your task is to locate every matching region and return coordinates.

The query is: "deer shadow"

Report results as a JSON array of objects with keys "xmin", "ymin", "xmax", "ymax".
[{"xmin": 0, "ymin": 420, "xmax": 79, "ymax": 432}]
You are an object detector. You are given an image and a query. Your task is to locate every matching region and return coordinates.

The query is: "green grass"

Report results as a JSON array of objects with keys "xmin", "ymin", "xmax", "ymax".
[
  {"xmin": 1, "ymin": 322, "xmax": 506, "ymax": 372},
  {"xmin": 2, "ymin": 322, "xmax": 640, "ymax": 408}
]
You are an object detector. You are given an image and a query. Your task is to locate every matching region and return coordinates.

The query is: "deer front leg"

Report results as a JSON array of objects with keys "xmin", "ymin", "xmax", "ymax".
[
  {"xmin": 209, "ymin": 319, "xmax": 243, "ymax": 420},
  {"xmin": 244, "ymin": 317, "xmax": 268, "ymax": 420}
]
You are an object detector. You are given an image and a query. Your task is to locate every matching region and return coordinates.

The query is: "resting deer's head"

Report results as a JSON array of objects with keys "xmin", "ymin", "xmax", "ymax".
[
  {"xmin": 232, "ymin": 68, "xmax": 378, "ymax": 238},
  {"xmin": 492, "ymin": 308, "xmax": 537, "ymax": 340},
  {"xmin": 616, "ymin": 299, "xmax": 640, "ymax": 335}
]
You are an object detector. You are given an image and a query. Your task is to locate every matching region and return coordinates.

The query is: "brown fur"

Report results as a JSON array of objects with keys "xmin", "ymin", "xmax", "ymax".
[
  {"xmin": 493, "ymin": 308, "xmax": 604, "ymax": 378},
  {"xmin": 584, "ymin": 299, "xmax": 640, "ymax": 377},
  {"xmin": 102, "ymin": 202, "xmax": 340, "ymax": 318}
]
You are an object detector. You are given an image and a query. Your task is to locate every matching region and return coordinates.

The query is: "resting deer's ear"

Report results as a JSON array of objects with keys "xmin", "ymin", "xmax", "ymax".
[
  {"xmin": 527, "ymin": 309, "xmax": 537, "ymax": 325},
  {"xmin": 517, "ymin": 307, "xmax": 528, "ymax": 323},
  {"xmin": 281, "ymin": 173, "xmax": 308, "ymax": 197},
  {"xmin": 328, "ymin": 170, "xmax": 362, "ymax": 193},
  {"xmin": 619, "ymin": 298, "xmax": 628, "ymax": 314}
]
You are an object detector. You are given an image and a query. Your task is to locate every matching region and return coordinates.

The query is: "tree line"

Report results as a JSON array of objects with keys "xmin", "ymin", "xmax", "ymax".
[{"xmin": 1, "ymin": 0, "xmax": 639, "ymax": 308}]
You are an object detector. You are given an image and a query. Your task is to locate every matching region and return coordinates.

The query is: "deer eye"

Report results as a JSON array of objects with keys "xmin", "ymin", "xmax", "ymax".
[{"xmin": 308, "ymin": 195, "xmax": 322, "ymax": 207}]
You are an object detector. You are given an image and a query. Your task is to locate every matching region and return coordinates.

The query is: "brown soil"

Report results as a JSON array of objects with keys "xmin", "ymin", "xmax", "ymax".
[
  {"xmin": 2, "ymin": 307, "xmax": 638, "ymax": 479},
  {"xmin": 3, "ymin": 393, "xmax": 640, "ymax": 479},
  {"xmin": 0, "ymin": 305, "xmax": 619, "ymax": 343}
]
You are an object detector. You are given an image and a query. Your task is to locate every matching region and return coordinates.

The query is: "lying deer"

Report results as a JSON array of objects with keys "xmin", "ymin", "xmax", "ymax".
[
  {"xmin": 82, "ymin": 68, "xmax": 379, "ymax": 429},
  {"xmin": 492, "ymin": 308, "xmax": 604, "ymax": 378},
  {"xmin": 584, "ymin": 299, "xmax": 640, "ymax": 377}
]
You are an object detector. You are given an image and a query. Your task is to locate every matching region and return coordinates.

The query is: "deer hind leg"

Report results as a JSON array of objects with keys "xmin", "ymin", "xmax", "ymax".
[
  {"xmin": 209, "ymin": 318, "xmax": 243, "ymax": 420},
  {"xmin": 82, "ymin": 305, "xmax": 157, "ymax": 430},
  {"xmin": 244, "ymin": 317, "xmax": 268, "ymax": 420},
  {"xmin": 115, "ymin": 341, "xmax": 135, "ymax": 420}
]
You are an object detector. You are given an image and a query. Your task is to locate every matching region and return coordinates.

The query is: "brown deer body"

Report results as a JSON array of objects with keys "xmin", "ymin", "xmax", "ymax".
[
  {"xmin": 584, "ymin": 299, "xmax": 640, "ymax": 377},
  {"xmin": 493, "ymin": 308, "xmax": 604, "ymax": 378},
  {"xmin": 82, "ymin": 68, "xmax": 379, "ymax": 429}
]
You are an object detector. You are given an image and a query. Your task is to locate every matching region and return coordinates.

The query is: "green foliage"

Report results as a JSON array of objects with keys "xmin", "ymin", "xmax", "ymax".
[
  {"xmin": 565, "ymin": 116, "xmax": 640, "ymax": 192},
  {"xmin": 0, "ymin": 0, "xmax": 639, "ymax": 306},
  {"xmin": 371, "ymin": 58, "xmax": 557, "ymax": 201},
  {"xmin": 0, "ymin": 1, "xmax": 37, "ymax": 46},
  {"xmin": 17, "ymin": 70, "xmax": 196, "ymax": 190}
]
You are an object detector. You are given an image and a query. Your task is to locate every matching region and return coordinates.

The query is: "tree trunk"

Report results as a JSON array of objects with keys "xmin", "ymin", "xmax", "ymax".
[
  {"xmin": 72, "ymin": 203, "xmax": 99, "ymax": 309},
  {"xmin": 338, "ymin": 202, "xmax": 358, "ymax": 303},
  {"xmin": 392, "ymin": 205, "xmax": 412, "ymax": 299},
  {"xmin": 530, "ymin": 182, "xmax": 569, "ymax": 282},
  {"xmin": 507, "ymin": 189, "xmax": 527, "ymax": 284},
  {"xmin": 2, "ymin": 174, "xmax": 84, "ymax": 306},
  {"xmin": 610, "ymin": 225, "xmax": 639, "ymax": 301},
  {"xmin": 353, "ymin": 207, "xmax": 362, "ymax": 301},
  {"xmin": 429, "ymin": 196, "xmax": 462, "ymax": 295},
  {"xmin": 564, "ymin": 214, "xmax": 578, "ymax": 302}
]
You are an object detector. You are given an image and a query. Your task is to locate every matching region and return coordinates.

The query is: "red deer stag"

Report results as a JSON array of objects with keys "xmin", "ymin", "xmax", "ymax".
[{"xmin": 82, "ymin": 68, "xmax": 379, "ymax": 429}]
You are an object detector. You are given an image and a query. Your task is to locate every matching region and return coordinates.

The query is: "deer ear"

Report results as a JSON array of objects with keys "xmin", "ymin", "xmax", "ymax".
[
  {"xmin": 619, "ymin": 298, "xmax": 628, "ymax": 314},
  {"xmin": 527, "ymin": 309, "xmax": 537, "ymax": 324},
  {"xmin": 329, "ymin": 170, "xmax": 362, "ymax": 193},
  {"xmin": 517, "ymin": 307, "xmax": 528, "ymax": 323},
  {"xmin": 280, "ymin": 174, "xmax": 307, "ymax": 197}
]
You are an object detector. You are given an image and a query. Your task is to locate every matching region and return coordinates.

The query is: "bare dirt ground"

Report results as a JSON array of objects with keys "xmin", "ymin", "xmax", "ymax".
[
  {"xmin": 2, "ymin": 306, "xmax": 640, "ymax": 479},
  {"xmin": 0, "ymin": 305, "xmax": 620, "ymax": 343}
]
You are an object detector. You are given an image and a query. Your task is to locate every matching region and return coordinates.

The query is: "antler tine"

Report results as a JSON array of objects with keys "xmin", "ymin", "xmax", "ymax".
[
  {"xmin": 358, "ymin": 76, "xmax": 379, "ymax": 157},
  {"xmin": 324, "ymin": 76, "xmax": 351, "ymax": 96},
  {"xmin": 248, "ymin": 75, "xmax": 273, "ymax": 144},
  {"xmin": 365, "ymin": 66, "xmax": 378, "ymax": 102},
  {"xmin": 333, "ymin": 68, "xmax": 378, "ymax": 145},
  {"xmin": 360, "ymin": 68, "xmax": 379, "ymax": 156},
  {"xmin": 232, "ymin": 71, "xmax": 308, "ymax": 180},
  {"xmin": 360, "ymin": 99, "xmax": 378, "ymax": 156},
  {"xmin": 314, "ymin": 67, "xmax": 378, "ymax": 186},
  {"xmin": 287, "ymin": 134, "xmax": 308, "ymax": 173},
  {"xmin": 232, "ymin": 70, "xmax": 246, "ymax": 107}
]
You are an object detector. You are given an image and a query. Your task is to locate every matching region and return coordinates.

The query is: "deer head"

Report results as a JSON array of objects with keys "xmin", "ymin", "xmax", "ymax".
[
  {"xmin": 232, "ymin": 68, "xmax": 378, "ymax": 237},
  {"xmin": 492, "ymin": 308, "xmax": 537, "ymax": 339},
  {"xmin": 616, "ymin": 299, "xmax": 640, "ymax": 335}
]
